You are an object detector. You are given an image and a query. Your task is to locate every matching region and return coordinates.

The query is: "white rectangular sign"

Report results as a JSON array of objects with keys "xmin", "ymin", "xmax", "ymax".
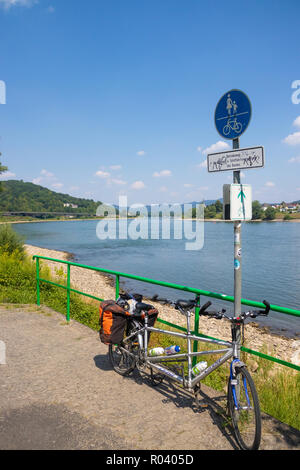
[
  {"xmin": 207, "ymin": 146, "xmax": 264, "ymax": 172},
  {"xmin": 223, "ymin": 184, "xmax": 252, "ymax": 221}
]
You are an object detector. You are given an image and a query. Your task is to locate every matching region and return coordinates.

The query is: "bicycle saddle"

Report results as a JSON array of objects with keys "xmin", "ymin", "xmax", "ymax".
[
  {"xmin": 175, "ymin": 299, "xmax": 195, "ymax": 310},
  {"xmin": 134, "ymin": 302, "xmax": 154, "ymax": 313}
]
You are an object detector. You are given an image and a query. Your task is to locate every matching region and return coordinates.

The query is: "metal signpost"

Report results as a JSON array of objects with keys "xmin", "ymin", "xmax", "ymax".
[{"xmin": 210, "ymin": 89, "xmax": 263, "ymax": 358}]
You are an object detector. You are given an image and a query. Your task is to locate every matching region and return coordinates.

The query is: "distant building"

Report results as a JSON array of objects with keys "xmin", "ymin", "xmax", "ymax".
[
  {"xmin": 286, "ymin": 204, "xmax": 298, "ymax": 212},
  {"xmin": 63, "ymin": 203, "xmax": 78, "ymax": 209},
  {"xmin": 262, "ymin": 203, "xmax": 270, "ymax": 211}
]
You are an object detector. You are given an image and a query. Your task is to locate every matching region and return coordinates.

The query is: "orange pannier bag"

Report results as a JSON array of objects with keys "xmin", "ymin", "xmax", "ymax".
[{"xmin": 99, "ymin": 300, "xmax": 130, "ymax": 345}]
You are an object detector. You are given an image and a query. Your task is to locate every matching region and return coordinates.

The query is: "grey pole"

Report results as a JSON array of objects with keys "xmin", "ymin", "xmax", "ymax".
[{"xmin": 233, "ymin": 137, "xmax": 241, "ymax": 357}]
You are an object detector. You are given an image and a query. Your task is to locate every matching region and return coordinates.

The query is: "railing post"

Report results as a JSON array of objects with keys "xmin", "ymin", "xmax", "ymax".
[
  {"xmin": 115, "ymin": 274, "xmax": 120, "ymax": 300},
  {"xmin": 192, "ymin": 296, "xmax": 200, "ymax": 367},
  {"xmin": 36, "ymin": 257, "xmax": 40, "ymax": 306},
  {"xmin": 66, "ymin": 264, "xmax": 71, "ymax": 322}
]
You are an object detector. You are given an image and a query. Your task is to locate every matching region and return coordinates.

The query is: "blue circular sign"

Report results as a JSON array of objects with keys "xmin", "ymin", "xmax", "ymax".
[{"xmin": 214, "ymin": 89, "xmax": 252, "ymax": 140}]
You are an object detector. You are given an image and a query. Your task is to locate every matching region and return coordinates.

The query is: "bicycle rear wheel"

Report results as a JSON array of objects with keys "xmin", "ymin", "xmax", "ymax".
[
  {"xmin": 109, "ymin": 342, "xmax": 136, "ymax": 376},
  {"xmin": 227, "ymin": 366, "xmax": 261, "ymax": 450}
]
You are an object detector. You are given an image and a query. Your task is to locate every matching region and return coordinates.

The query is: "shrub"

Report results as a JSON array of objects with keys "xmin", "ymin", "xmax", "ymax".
[
  {"xmin": 0, "ymin": 224, "xmax": 25, "ymax": 258},
  {"xmin": 264, "ymin": 207, "xmax": 276, "ymax": 220}
]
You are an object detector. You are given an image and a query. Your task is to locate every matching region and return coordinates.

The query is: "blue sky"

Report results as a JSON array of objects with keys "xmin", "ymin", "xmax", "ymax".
[{"xmin": 1, "ymin": 0, "xmax": 300, "ymax": 205}]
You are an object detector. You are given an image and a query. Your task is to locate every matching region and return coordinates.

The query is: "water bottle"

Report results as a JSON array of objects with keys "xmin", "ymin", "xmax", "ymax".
[
  {"xmin": 164, "ymin": 345, "xmax": 181, "ymax": 355},
  {"xmin": 148, "ymin": 347, "xmax": 165, "ymax": 357},
  {"xmin": 192, "ymin": 361, "xmax": 208, "ymax": 376}
]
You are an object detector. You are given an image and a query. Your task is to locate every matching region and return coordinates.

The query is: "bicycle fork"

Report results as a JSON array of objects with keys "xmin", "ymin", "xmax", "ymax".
[{"xmin": 230, "ymin": 359, "xmax": 251, "ymax": 411}]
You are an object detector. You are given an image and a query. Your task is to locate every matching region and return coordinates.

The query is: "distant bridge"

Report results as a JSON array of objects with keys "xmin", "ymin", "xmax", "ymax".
[{"xmin": 0, "ymin": 211, "xmax": 96, "ymax": 217}]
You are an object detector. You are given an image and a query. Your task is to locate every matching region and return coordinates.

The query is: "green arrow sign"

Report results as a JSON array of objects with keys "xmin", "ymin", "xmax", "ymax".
[{"xmin": 238, "ymin": 189, "xmax": 246, "ymax": 202}]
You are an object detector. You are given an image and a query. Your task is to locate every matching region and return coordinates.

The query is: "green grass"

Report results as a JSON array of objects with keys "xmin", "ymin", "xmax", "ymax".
[
  {"xmin": 149, "ymin": 321, "xmax": 300, "ymax": 430},
  {"xmin": 0, "ymin": 250, "xmax": 100, "ymax": 330}
]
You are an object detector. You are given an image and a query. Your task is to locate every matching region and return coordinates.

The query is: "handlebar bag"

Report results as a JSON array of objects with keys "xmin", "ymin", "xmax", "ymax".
[{"xmin": 99, "ymin": 300, "xmax": 131, "ymax": 345}]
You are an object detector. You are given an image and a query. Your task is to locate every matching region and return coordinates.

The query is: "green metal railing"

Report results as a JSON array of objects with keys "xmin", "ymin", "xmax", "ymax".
[{"xmin": 33, "ymin": 255, "xmax": 300, "ymax": 372}]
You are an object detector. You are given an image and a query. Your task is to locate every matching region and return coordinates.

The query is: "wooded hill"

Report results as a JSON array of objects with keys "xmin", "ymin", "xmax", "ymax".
[{"xmin": 0, "ymin": 180, "xmax": 102, "ymax": 214}]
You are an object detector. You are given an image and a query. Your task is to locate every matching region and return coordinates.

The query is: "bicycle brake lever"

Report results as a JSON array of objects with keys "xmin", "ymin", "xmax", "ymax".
[{"xmin": 261, "ymin": 300, "xmax": 270, "ymax": 315}]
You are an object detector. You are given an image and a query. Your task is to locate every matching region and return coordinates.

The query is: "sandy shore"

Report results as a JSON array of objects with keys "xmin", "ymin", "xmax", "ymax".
[{"xmin": 24, "ymin": 243, "xmax": 300, "ymax": 367}]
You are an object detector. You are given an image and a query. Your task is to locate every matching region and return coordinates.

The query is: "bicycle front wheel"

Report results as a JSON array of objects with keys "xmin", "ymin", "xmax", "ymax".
[
  {"xmin": 223, "ymin": 124, "xmax": 231, "ymax": 136},
  {"xmin": 227, "ymin": 366, "xmax": 261, "ymax": 450},
  {"xmin": 109, "ymin": 343, "xmax": 136, "ymax": 376}
]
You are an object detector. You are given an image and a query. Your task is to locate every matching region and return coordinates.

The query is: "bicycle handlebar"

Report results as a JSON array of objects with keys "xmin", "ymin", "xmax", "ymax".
[
  {"xmin": 151, "ymin": 294, "xmax": 271, "ymax": 322},
  {"xmin": 199, "ymin": 299, "xmax": 271, "ymax": 321}
]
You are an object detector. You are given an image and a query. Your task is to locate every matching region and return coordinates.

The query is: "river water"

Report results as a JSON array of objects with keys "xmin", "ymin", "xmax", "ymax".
[{"xmin": 13, "ymin": 219, "xmax": 300, "ymax": 337}]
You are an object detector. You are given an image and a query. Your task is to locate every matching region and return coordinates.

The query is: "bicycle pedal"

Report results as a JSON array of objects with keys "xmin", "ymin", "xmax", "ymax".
[{"xmin": 197, "ymin": 402, "xmax": 209, "ymax": 409}]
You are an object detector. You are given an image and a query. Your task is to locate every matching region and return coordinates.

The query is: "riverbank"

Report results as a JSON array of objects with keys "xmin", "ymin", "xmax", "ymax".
[
  {"xmin": 2, "ymin": 216, "xmax": 300, "ymax": 225},
  {"xmin": 25, "ymin": 244, "xmax": 300, "ymax": 367}
]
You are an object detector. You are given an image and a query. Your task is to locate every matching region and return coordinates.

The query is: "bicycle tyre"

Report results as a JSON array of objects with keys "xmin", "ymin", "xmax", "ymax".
[
  {"xmin": 223, "ymin": 124, "xmax": 230, "ymax": 136},
  {"xmin": 234, "ymin": 122, "xmax": 242, "ymax": 134},
  {"xmin": 108, "ymin": 342, "xmax": 136, "ymax": 376},
  {"xmin": 227, "ymin": 366, "xmax": 261, "ymax": 450}
]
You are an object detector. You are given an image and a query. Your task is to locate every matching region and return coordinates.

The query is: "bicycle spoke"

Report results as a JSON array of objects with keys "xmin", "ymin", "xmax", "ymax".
[
  {"xmin": 228, "ymin": 367, "xmax": 261, "ymax": 450},
  {"xmin": 109, "ymin": 343, "xmax": 136, "ymax": 375}
]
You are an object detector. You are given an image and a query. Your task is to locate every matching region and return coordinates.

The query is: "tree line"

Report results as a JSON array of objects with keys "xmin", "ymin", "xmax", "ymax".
[
  {"xmin": 191, "ymin": 200, "xmax": 278, "ymax": 220},
  {"xmin": 0, "ymin": 179, "xmax": 102, "ymax": 215}
]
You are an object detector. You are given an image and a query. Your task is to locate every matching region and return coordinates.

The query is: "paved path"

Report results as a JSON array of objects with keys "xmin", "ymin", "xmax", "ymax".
[{"xmin": 0, "ymin": 305, "xmax": 299, "ymax": 450}]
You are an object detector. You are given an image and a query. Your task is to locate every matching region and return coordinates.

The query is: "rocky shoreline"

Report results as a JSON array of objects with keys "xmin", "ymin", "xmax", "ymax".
[{"xmin": 25, "ymin": 244, "xmax": 300, "ymax": 367}]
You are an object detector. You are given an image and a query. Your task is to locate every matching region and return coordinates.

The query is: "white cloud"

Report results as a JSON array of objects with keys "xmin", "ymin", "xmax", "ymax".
[
  {"xmin": 159, "ymin": 186, "xmax": 168, "ymax": 192},
  {"xmin": 202, "ymin": 141, "xmax": 230, "ymax": 155},
  {"xmin": 47, "ymin": 5, "xmax": 55, "ymax": 13},
  {"xmin": 111, "ymin": 178, "xmax": 126, "ymax": 185},
  {"xmin": 153, "ymin": 169, "xmax": 172, "ymax": 178},
  {"xmin": 109, "ymin": 165, "xmax": 122, "ymax": 170},
  {"xmin": 137, "ymin": 150, "xmax": 146, "ymax": 156},
  {"xmin": 183, "ymin": 183, "xmax": 193, "ymax": 188},
  {"xmin": 282, "ymin": 131, "xmax": 300, "ymax": 146},
  {"xmin": 196, "ymin": 146, "xmax": 202, "ymax": 152},
  {"xmin": 288, "ymin": 156, "xmax": 300, "ymax": 163},
  {"xmin": 265, "ymin": 181, "xmax": 275, "ymax": 187},
  {"xmin": 0, "ymin": 0, "xmax": 38, "ymax": 9},
  {"xmin": 0, "ymin": 170, "xmax": 16, "ymax": 180},
  {"xmin": 41, "ymin": 169, "xmax": 54, "ymax": 177},
  {"xmin": 32, "ymin": 177, "xmax": 43, "ymax": 185},
  {"xmin": 32, "ymin": 169, "xmax": 63, "ymax": 188},
  {"xmin": 131, "ymin": 180, "xmax": 145, "ymax": 190},
  {"xmin": 197, "ymin": 160, "xmax": 207, "ymax": 169},
  {"xmin": 95, "ymin": 170, "xmax": 110, "ymax": 178},
  {"xmin": 293, "ymin": 116, "xmax": 300, "ymax": 128}
]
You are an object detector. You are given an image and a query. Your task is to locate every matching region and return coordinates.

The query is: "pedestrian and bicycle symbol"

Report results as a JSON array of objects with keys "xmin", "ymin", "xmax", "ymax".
[{"xmin": 215, "ymin": 89, "xmax": 252, "ymax": 140}]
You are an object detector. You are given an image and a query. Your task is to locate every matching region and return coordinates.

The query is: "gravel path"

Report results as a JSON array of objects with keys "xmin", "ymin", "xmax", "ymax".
[{"xmin": 0, "ymin": 305, "xmax": 299, "ymax": 451}]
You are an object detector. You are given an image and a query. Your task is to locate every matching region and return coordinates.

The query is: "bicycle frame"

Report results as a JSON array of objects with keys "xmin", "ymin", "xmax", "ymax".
[
  {"xmin": 123, "ymin": 309, "xmax": 241, "ymax": 391},
  {"xmin": 116, "ymin": 303, "xmax": 264, "ymax": 450}
]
